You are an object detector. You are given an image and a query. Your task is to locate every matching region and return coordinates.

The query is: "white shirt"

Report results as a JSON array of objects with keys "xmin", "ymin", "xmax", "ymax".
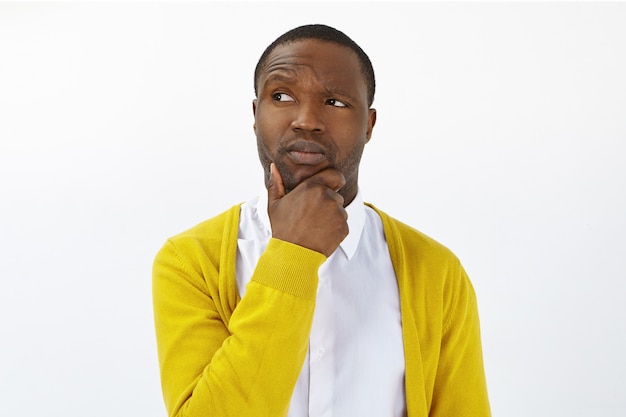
[{"xmin": 236, "ymin": 188, "xmax": 407, "ymax": 417}]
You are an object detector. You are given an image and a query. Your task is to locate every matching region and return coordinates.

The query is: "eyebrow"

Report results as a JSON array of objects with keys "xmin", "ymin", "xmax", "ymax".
[
  {"xmin": 324, "ymin": 86, "xmax": 357, "ymax": 102},
  {"xmin": 262, "ymin": 70, "xmax": 361, "ymax": 103}
]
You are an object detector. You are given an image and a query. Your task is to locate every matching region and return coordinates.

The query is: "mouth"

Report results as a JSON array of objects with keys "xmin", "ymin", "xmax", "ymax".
[
  {"xmin": 284, "ymin": 140, "xmax": 328, "ymax": 165},
  {"xmin": 287, "ymin": 150, "xmax": 326, "ymax": 165}
]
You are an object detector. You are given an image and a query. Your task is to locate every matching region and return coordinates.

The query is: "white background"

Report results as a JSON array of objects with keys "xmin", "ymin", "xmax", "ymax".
[{"xmin": 1, "ymin": 1, "xmax": 625, "ymax": 416}]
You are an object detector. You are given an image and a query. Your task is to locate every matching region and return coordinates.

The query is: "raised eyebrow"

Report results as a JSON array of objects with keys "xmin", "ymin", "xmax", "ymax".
[{"xmin": 324, "ymin": 87, "xmax": 356, "ymax": 103}]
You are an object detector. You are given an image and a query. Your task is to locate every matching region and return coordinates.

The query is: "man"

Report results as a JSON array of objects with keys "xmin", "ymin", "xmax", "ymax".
[{"xmin": 153, "ymin": 24, "xmax": 491, "ymax": 417}]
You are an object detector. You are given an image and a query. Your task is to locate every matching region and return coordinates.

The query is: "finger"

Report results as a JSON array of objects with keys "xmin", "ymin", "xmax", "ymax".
[
  {"xmin": 326, "ymin": 187, "xmax": 345, "ymax": 207},
  {"xmin": 305, "ymin": 167, "xmax": 346, "ymax": 193},
  {"xmin": 267, "ymin": 163, "xmax": 286, "ymax": 202}
]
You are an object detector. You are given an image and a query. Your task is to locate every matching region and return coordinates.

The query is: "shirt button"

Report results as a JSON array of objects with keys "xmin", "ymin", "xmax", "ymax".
[{"xmin": 310, "ymin": 347, "xmax": 325, "ymax": 363}]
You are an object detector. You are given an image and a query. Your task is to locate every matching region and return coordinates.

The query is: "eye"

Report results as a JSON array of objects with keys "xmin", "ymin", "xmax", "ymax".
[
  {"xmin": 272, "ymin": 92, "xmax": 295, "ymax": 102},
  {"xmin": 326, "ymin": 98, "xmax": 347, "ymax": 107}
]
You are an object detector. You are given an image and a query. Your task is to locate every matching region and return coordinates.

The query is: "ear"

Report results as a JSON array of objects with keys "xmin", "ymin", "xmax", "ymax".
[
  {"xmin": 252, "ymin": 99, "xmax": 258, "ymax": 132},
  {"xmin": 365, "ymin": 108, "xmax": 377, "ymax": 143}
]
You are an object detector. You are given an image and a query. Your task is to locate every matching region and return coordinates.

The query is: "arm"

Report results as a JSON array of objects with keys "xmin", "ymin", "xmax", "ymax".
[
  {"xmin": 430, "ymin": 262, "xmax": 491, "ymax": 416},
  {"xmin": 153, "ymin": 164, "xmax": 348, "ymax": 416},
  {"xmin": 153, "ymin": 237, "xmax": 325, "ymax": 417}
]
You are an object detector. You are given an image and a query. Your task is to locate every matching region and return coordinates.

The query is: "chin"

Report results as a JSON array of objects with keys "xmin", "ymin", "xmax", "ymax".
[{"xmin": 280, "ymin": 165, "xmax": 324, "ymax": 191}]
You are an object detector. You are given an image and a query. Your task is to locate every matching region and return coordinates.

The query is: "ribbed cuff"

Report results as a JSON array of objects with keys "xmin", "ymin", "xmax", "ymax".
[{"xmin": 251, "ymin": 238, "xmax": 326, "ymax": 300}]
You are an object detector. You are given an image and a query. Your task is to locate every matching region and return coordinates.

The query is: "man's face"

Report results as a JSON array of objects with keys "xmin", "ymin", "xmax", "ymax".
[{"xmin": 253, "ymin": 39, "xmax": 376, "ymax": 205}]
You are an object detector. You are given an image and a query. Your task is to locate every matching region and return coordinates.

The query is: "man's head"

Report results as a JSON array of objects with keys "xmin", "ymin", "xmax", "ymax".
[
  {"xmin": 254, "ymin": 24, "xmax": 376, "ymax": 107},
  {"xmin": 253, "ymin": 25, "xmax": 377, "ymax": 205}
]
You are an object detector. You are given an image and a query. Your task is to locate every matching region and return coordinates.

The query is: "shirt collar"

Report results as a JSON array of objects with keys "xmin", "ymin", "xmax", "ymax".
[{"xmin": 254, "ymin": 186, "xmax": 365, "ymax": 260}]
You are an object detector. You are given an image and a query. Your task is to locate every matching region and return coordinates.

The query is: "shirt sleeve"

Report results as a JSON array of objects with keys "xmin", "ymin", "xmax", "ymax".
[{"xmin": 152, "ymin": 237, "xmax": 326, "ymax": 417}]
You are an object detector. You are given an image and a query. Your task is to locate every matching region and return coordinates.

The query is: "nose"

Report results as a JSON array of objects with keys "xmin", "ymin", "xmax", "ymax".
[{"xmin": 290, "ymin": 101, "xmax": 325, "ymax": 133}]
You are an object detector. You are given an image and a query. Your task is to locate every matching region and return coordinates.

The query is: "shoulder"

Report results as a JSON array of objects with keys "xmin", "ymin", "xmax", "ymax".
[
  {"xmin": 169, "ymin": 204, "xmax": 241, "ymax": 242},
  {"xmin": 155, "ymin": 204, "xmax": 241, "ymax": 269},
  {"xmin": 365, "ymin": 204, "xmax": 474, "ymax": 325},
  {"xmin": 153, "ymin": 205, "xmax": 242, "ymax": 328},
  {"xmin": 365, "ymin": 202, "xmax": 460, "ymax": 265}
]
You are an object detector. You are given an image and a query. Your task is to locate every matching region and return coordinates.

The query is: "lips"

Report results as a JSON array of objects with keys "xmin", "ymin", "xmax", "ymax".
[{"xmin": 284, "ymin": 140, "xmax": 328, "ymax": 165}]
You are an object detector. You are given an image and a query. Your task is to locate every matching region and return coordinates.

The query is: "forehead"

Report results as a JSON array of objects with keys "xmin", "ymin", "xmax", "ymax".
[{"xmin": 259, "ymin": 39, "xmax": 366, "ymax": 94}]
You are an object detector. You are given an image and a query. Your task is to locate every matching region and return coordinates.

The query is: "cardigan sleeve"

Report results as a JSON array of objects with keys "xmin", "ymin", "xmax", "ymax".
[
  {"xmin": 153, "ymin": 237, "xmax": 326, "ymax": 417},
  {"xmin": 429, "ymin": 260, "xmax": 491, "ymax": 417}
]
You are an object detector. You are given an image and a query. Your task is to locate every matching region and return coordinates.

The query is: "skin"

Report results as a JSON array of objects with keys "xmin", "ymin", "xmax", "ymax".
[{"xmin": 253, "ymin": 39, "xmax": 376, "ymax": 256}]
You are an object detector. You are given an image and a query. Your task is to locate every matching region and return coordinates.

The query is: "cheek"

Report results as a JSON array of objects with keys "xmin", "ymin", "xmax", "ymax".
[
  {"xmin": 255, "ymin": 116, "xmax": 286, "ymax": 164},
  {"xmin": 335, "ymin": 115, "xmax": 370, "ymax": 145},
  {"xmin": 333, "ymin": 119, "xmax": 369, "ymax": 164},
  {"xmin": 256, "ymin": 109, "xmax": 289, "ymax": 140}
]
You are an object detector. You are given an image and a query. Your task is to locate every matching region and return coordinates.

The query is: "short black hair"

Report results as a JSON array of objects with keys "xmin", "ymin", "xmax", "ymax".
[{"xmin": 254, "ymin": 24, "xmax": 376, "ymax": 107}]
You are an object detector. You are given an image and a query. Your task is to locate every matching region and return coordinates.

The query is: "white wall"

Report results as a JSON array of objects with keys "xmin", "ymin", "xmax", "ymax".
[{"xmin": 1, "ymin": 2, "xmax": 625, "ymax": 416}]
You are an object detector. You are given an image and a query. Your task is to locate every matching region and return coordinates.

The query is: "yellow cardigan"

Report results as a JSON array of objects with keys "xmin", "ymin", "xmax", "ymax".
[{"xmin": 153, "ymin": 204, "xmax": 491, "ymax": 417}]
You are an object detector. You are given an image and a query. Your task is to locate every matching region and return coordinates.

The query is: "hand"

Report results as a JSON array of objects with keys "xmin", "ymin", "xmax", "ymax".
[{"xmin": 267, "ymin": 163, "xmax": 348, "ymax": 257}]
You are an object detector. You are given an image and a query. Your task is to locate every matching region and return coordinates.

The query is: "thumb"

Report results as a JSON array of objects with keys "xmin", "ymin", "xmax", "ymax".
[{"xmin": 267, "ymin": 163, "xmax": 286, "ymax": 202}]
